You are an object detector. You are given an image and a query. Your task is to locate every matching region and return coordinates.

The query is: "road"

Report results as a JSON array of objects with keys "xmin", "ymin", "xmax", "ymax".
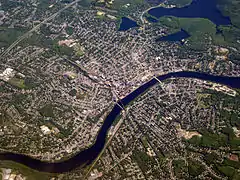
[
  {"xmin": 84, "ymin": 109, "xmax": 126, "ymax": 179},
  {"xmin": 1, "ymin": 0, "xmax": 82, "ymax": 57},
  {"xmin": 140, "ymin": 0, "xmax": 167, "ymax": 24}
]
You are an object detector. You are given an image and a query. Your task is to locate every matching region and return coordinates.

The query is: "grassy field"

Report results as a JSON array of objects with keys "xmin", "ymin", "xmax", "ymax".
[
  {"xmin": 0, "ymin": 161, "xmax": 55, "ymax": 180},
  {"xmin": 215, "ymin": 25, "xmax": 240, "ymax": 49},
  {"xmin": 0, "ymin": 27, "xmax": 27, "ymax": 48},
  {"xmin": 153, "ymin": 0, "xmax": 240, "ymax": 63},
  {"xmin": 94, "ymin": 0, "xmax": 149, "ymax": 17},
  {"xmin": 217, "ymin": 0, "xmax": 240, "ymax": 28},
  {"xmin": 8, "ymin": 78, "xmax": 26, "ymax": 89},
  {"xmin": 158, "ymin": 16, "xmax": 216, "ymax": 50},
  {"xmin": 157, "ymin": 15, "xmax": 240, "ymax": 55}
]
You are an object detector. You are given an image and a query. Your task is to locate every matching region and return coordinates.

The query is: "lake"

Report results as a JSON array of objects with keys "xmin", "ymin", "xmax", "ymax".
[{"xmin": 148, "ymin": 0, "xmax": 231, "ymax": 26}]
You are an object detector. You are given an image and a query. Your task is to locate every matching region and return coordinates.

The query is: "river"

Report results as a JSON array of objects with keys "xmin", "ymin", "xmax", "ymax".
[{"xmin": 0, "ymin": 71, "xmax": 240, "ymax": 173}]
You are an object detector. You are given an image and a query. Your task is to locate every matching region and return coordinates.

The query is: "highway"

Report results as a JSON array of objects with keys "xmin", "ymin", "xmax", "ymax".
[{"xmin": 1, "ymin": 0, "xmax": 82, "ymax": 57}]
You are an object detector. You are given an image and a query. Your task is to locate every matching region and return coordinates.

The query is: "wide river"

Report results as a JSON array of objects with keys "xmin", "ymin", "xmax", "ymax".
[{"xmin": 0, "ymin": 71, "xmax": 240, "ymax": 173}]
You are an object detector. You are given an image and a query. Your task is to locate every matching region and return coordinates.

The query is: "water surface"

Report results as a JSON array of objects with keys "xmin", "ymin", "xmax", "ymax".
[
  {"xmin": 157, "ymin": 29, "xmax": 190, "ymax": 42},
  {"xmin": 119, "ymin": 17, "xmax": 138, "ymax": 31},
  {"xmin": 0, "ymin": 71, "xmax": 240, "ymax": 173},
  {"xmin": 148, "ymin": 0, "xmax": 231, "ymax": 26}
]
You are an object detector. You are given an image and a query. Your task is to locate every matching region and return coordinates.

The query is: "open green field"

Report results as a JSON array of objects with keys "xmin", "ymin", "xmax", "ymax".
[
  {"xmin": 0, "ymin": 27, "xmax": 27, "ymax": 48},
  {"xmin": 217, "ymin": 0, "xmax": 240, "ymax": 28},
  {"xmin": 158, "ymin": 16, "xmax": 216, "ymax": 50},
  {"xmin": 93, "ymin": 0, "xmax": 149, "ymax": 17},
  {"xmin": 157, "ymin": 15, "xmax": 240, "ymax": 54},
  {"xmin": 0, "ymin": 160, "xmax": 55, "ymax": 180}
]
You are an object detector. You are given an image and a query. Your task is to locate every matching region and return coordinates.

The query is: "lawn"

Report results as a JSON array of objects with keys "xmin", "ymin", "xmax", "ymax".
[
  {"xmin": 158, "ymin": 16, "xmax": 216, "ymax": 50},
  {"xmin": 0, "ymin": 161, "xmax": 54, "ymax": 180}
]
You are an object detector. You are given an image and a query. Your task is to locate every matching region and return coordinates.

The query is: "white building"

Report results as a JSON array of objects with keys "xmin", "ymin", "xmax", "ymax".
[{"xmin": 0, "ymin": 68, "xmax": 16, "ymax": 81}]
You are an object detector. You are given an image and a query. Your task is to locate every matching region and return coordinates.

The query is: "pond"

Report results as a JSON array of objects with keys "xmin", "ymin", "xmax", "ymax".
[
  {"xmin": 156, "ymin": 29, "xmax": 190, "ymax": 43},
  {"xmin": 118, "ymin": 17, "xmax": 139, "ymax": 31}
]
